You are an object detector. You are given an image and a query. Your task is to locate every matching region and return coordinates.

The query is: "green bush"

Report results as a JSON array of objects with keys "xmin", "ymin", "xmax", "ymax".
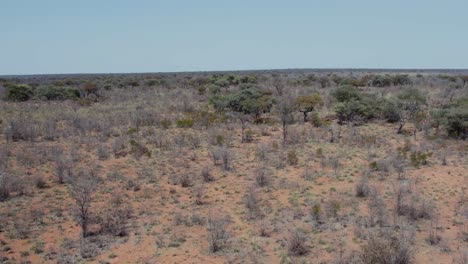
[
  {"xmin": 160, "ymin": 119, "xmax": 172, "ymax": 129},
  {"xmin": 310, "ymin": 112, "xmax": 322, "ymax": 127},
  {"xmin": 244, "ymin": 129, "xmax": 254, "ymax": 142},
  {"xmin": 176, "ymin": 118, "xmax": 194, "ymax": 128},
  {"xmin": 287, "ymin": 150, "xmax": 299, "ymax": 166},
  {"xmin": 35, "ymin": 86, "xmax": 79, "ymax": 100},
  {"xmin": 444, "ymin": 106, "xmax": 468, "ymax": 139},
  {"xmin": 410, "ymin": 151, "xmax": 432, "ymax": 167},
  {"xmin": 331, "ymin": 85, "xmax": 361, "ymax": 103},
  {"xmin": 382, "ymin": 100, "xmax": 401, "ymax": 123},
  {"xmin": 5, "ymin": 84, "xmax": 33, "ymax": 101}
]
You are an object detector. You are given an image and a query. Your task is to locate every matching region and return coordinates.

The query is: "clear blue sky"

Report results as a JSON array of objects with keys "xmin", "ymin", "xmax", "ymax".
[{"xmin": 1, "ymin": 0, "xmax": 467, "ymax": 75}]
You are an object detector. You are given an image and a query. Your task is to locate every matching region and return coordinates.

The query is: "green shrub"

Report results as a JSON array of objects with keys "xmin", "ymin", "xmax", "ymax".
[
  {"xmin": 444, "ymin": 106, "xmax": 468, "ymax": 139},
  {"xmin": 5, "ymin": 84, "xmax": 33, "ymax": 101},
  {"xmin": 176, "ymin": 118, "xmax": 194, "ymax": 128},
  {"xmin": 160, "ymin": 119, "xmax": 172, "ymax": 129},
  {"xmin": 287, "ymin": 150, "xmax": 299, "ymax": 166},
  {"xmin": 369, "ymin": 161, "xmax": 379, "ymax": 171},
  {"xmin": 410, "ymin": 151, "xmax": 432, "ymax": 167},
  {"xmin": 215, "ymin": 134, "xmax": 224, "ymax": 146},
  {"xmin": 35, "ymin": 86, "xmax": 79, "ymax": 100},
  {"xmin": 130, "ymin": 139, "xmax": 151, "ymax": 159},
  {"xmin": 316, "ymin": 148, "xmax": 323, "ymax": 158},
  {"xmin": 310, "ymin": 112, "xmax": 322, "ymax": 127},
  {"xmin": 382, "ymin": 100, "xmax": 401, "ymax": 123},
  {"xmin": 244, "ymin": 129, "xmax": 254, "ymax": 142}
]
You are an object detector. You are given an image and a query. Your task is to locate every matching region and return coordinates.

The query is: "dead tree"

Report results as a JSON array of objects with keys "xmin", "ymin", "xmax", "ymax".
[{"xmin": 68, "ymin": 170, "xmax": 98, "ymax": 238}]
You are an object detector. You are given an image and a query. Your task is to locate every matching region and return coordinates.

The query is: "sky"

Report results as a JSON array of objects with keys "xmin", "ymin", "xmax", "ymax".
[{"xmin": 1, "ymin": 0, "xmax": 467, "ymax": 75}]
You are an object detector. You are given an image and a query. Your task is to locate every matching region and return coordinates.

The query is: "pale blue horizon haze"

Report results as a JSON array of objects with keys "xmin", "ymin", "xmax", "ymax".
[{"xmin": 1, "ymin": 0, "xmax": 467, "ymax": 75}]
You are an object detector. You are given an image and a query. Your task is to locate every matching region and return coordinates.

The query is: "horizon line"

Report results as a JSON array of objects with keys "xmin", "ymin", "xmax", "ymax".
[{"xmin": 2, "ymin": 67, "xmax": 468, "ymax": 78}]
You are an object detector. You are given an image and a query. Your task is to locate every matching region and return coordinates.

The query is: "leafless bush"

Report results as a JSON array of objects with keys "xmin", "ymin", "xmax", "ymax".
[
  {"xmin": 99, "ymin": 195, "xmax": 133, "ymax": 237},
  {"xmin": 439, "ymin": 151, "xmax": 448, "ymax": 166},
  {"xmin": 112, "ymin": 137, "xmax": 128, "ymax": 158},
  {"xmin": 255, "ymin": 143, "xmax": 270, "ymax": 162},
  {"xmin": 256, "ymin": 220, "xmax": 272, "ymax": 237},
  {"xmin": 255, "ymin": 167, "xmax": 271, "ymax": 187},
  {"xmin": 68, "ymin": 170, "xmax": 98, "ymax": 238},
  {"xmin": 368, "ymin": 190, "xmax": 387, "ymax": 227},
  {"xmin": 5, "ymin": 118, "xmax": 39, "ymax": 142},
  {"xmin": 394, "ymin": 183, "xmax": 434, "ymax": 222},
  {"xmin": 173, "ymin": 131, "xmax": 202, "ymax": 149},
  {"xmin": 148, "ymin": 130, "xmax": 172, "ymax": 150},
  {"xmin": 355, "ymin": 176, "xmax": 370, "ymax": 198},
  {"xmin": 42, "ymin": 119, "xmax": 59, "ymax": 141},
  {"xmin": 207, "ymin": 215, "xmax": 230, "ymax": 253},
  {"xmin": 329, "ymin": 155, "xmax": 340, "ymax": 176},
  {"xmin": 33, "ymin": 175, "xmax": 47, "ymax": 189},
  {"xmin": 301, "ymin": 164, "xmax": 315, "ymax": 181},
  {"xmin": 245, "ymin": 186, "xmax": 261, "ymax": 219},
  {"xmin": 324, "ymin": 198, "xmax": 341, "ymax": 219},
  {"xmin": 287, "ymin": 229, "xmax": 309, "ymax": 256},
  {"xmin": 97, "ymin": 144, "xmax": 110, "ymax": 160},
  {"xmin": 201, "ymin": 166, "xmax": 215, "ymax": 182},
  {"xmin": 360, "ymin": 229, "xmax": 413, "ymax": 264},
  {"xmin": 72, "ymin": 116, "xmax": 104, "ymax": 136},
  {"xmin": 0, "ymin": 147, "xmax": 7, "ymax": 170},
  {"xmin": 193, "ymin": 185, "xmax": 205, "ymax": 205},
  {"xmin": 133, "ymin": 109, "xmax": 160, "ymax": 129},
  {"xmin": 55, "ymin": 158, "xmax": 72, "ymax": 184},
  {"xmin": 0, "ymin": 171, "xmax": 12, "ymax": 202},
  {"xmin": 179, "ymin": 173, "xmax": 192, "ymax": 188},
  {"xmin": 210, "ymin": 146, "xmax": 231, "ymax": 171},
  {"xmin": 391, "ymin": 154, "xmax": 407, "ymax": 179},
  {"xmin": 426, "ymin": 217, "xmax": 441, "ymax": 246},
  {"xmin": 29, "ymin": 207, "xmax": 45, "ymax": 225},
  {"xmin": 13, "ymin": 218, "xmax": 31, "ymax": 239},
  {"xmin": 79, "ymin": 237, "xmax": 100, "ymax": 259},
  {"xmin": 453, "ymin": 250, "xmax": 468, "ymax": 264}
]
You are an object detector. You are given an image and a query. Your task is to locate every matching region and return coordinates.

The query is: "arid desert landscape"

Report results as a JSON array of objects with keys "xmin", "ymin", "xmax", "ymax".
[{"xmin": 0, "ymin": 70, "xmax": 466, "ymax": 263}]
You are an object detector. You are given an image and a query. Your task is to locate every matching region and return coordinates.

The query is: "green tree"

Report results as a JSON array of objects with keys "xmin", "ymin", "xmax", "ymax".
[
  {"xmin": 331, "ymin": 85, "xmax": 361, "ymax": 103},
  {"xmin": 395, "ymin": 88, "xmax": 427, "ymax": 135},
  {"xmin": 295, "ymin": 93, "xmax": 323, "ymax": 122},
  {"xmin": 5, "ymin": 84, "xmax": 33, "ymax": 101}
]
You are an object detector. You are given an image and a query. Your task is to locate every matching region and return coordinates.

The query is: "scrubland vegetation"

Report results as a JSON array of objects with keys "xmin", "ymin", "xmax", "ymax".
[{"xmin": 0, "ymin": 70, "xmax": 466, "ymax": 263}]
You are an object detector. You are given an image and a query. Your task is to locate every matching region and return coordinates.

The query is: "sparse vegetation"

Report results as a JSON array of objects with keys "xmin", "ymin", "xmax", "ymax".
[{"xmin": 0, "ymin": 71, "xmax": 466, "ymax": 263}]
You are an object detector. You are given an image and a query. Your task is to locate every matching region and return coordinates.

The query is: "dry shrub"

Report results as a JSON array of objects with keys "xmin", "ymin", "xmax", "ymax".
[
  {"xmin": 207, "ymin": 215, "xmax": 230, "ymax": 253},
  {"xmin": 178, "ymin": 173, "xmax": 192, "ymax": 188},
  {"xmin": 360, "ymin": 229, "xmax": 413, "ymax": 264},
  {"xmin": 112, "ymin": 137, "xmax": 128, "ymax": 158},
  {"xmin": 302, "ymin": 164, "xmax": 315, "ymax": 181},
  {"xmin": 245, "ymin": 186, "xmax": 261, "ymax": 219},
  {"xmin": 55, "ymin": 157, "xmax": 72, "ymax": 184},
  {"xmin": 97, "ymin": 144, "xmax": 110, "ymax": 160},
  {"xmin": 255, "ymin": 167, "xmax": 271, "ymax": 187},
  {"xmin": 394, "ymin": 183, "xmax": 434, "ymax": 222},
  {"xmin": 210, "ymin": 146, "xmax": 231, "ymax": 171},
  {"xmin": 287, "ymin": 229, "xmax": 309, "ymax": 256},
  {"xmin": 5, "ymin": 118, "xmax": 40, "ymax": 142},
  {"xmin": 193, "ymin": 185, "xmax": 205, "ymax": 205},
  {"xmin": 287, "ymin": 150, "xmax": 299, "ymax": 166},
  {"xmin": 33, "ymin": 175, "xmax": 47, "ymax": 189},
  {"xmin": 201, "ymin": 166, "xmax": 215, "ymax": 182},
  {"xmin": 368, "ymin": 189, "xmax": 387, "ymax": 227},
  {"xmin": 0, "ymin": 171, "xmax": 12, "ymax": 202},
  {"xmin": 99, "ymin": 195, "xmax": 133, "ymax": 237},
  {"xmin": 0, "ymin": 147, "xmax": 7, "ymax": 170},
  {"xmin": 355, "ymin": 176, "xmax": 370, "ymax": 198},
  {"xmin": 255, "ymin": 143, "xmax": 271, "ymax": 162}
]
